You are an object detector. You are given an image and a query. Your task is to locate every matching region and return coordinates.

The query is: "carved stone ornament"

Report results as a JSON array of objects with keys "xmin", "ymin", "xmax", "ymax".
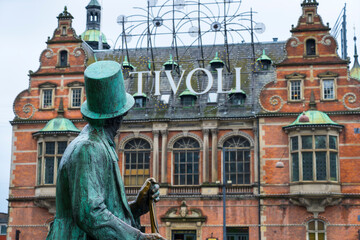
[
  {"xmin": 161, "ymin": 201, "xmax": 206, "ymax": 223},
  {"xmin": 319, "ymin": 35, "xmax": 332, "ymax": 46},
  {"xmin": 290, "ymin": 197, "xmax": 342, "ymax": 217},
  {"xmin": 34, "ymin": 198, "xmax": 56, "ymax": 214},
  {"xmin": 342, "ymin": 93, "xmax": 360, "ymax": 111}
]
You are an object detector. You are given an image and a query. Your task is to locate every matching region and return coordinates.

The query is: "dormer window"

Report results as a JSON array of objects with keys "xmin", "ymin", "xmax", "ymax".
[
  {"xmin": 256, "ymin": 50, "xmax": 272, "ymax": 71},
  {"xmin": 229, "ymin": 89, "xmax": 246, "ymax": 105},
  {"xmin": 306, "ymin": 39, "xmax": 316, "ymax": 56},
  {"xmin": 209, "ymin": 52, "xmax": 225, "ymax": 72},
  {"xmin": 60, "ymin": 50, "xmax": 68, "ymax": 67},
  {"xmin": 179, "ymin": 89, "xmax": 197, "ymax": 107},
  {"xmin": 163, "ymin": 54, "xmax": 179, "ymax": 71},
  {"xmin": 133, "ymin": 93, "xmax": 147, "ymax": 108}
]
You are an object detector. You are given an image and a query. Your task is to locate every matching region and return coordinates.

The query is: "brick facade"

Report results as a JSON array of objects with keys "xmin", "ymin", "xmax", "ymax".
[{"xmin": 7, "ymin": 1, "xmax": 360, "ymax": 240}]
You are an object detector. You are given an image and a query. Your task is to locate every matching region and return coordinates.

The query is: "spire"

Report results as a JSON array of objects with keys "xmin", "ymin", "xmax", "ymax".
[
  {"xmin": 301, "ymin": 0, "xmax": 318, "ymax": 7},
  {"xmin": 57, "ymin": 6, "xmax": 74, "ymax": 20},
  {"xmin": 350, "ymin": 33, "xmax": 360, "ymax": 80}
]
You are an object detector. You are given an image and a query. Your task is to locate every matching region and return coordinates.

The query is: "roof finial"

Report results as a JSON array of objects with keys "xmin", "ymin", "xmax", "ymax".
[
  {"xmin": 354, "ymin": 27, "xmax": 358, "ymax": 59},
  {"xmin": 309, "ymin": 90, "xmax": 317, "ymax": 110}
]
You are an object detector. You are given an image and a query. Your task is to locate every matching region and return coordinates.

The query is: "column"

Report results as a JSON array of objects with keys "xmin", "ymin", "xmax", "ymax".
[
  {"xmin": 203, "ymin": 129, "xmax": 209, "ymax": 183},
  {"xmin": 211, "ymin": 129, "xmax": 218, "ymax": 182},
  {"xmin": 161, "ymin": 130, "xmax": 168, "ymax": 183},
  {"xmin": 152, "ymin": 130, "xmax": 159, "ymax": 180}
]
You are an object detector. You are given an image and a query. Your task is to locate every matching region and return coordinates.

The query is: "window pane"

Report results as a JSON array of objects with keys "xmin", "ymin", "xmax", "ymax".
[
  {"xmin": 318, "ymin": 221, "xmax": 325, "ymax": 230},
  {"xmin": 316, "ymin": 152, "xmax": 327, "ymax": 180},
  {"xmin": 302, "ymin": 152, "xmax": 313, "ymax": 181},
  {"xmin": 1, "ymin": 225, "xmax": 7, "ymax": 235},
  {"xmin": 46, "ymin": 142, "xmax": 55, "ymax": 154},
  {"xmin": 72, "ymin": 88, "xmax": 82, "ymax": 107},
  {"xmin": 323, "ymin": 79, "xmax": 334, "ymax": 99},
  {"xmin": 38, "ymin": 143, "xmax": 43, "ymax": 155},
  {"xmin": 318, "ymin": 233, "xmax": 325, "ymax": 240},
  {"xmin": 38, "ymin": 158, "xmax": 42, "ymax": 185},
  {"xmin": 291, "ymin": 81, "xmax": 301, "ymax": 100},
  {"xmin": 292, "ymin": 153, "xmax": 299, "ymax": 181},
  {"xmin": 57, "ymin": 141, "xmax": 67, "ymax": 154},
  {"xmin": 315, "ymin": 136, "xmax": 326, "ymax": 149},
  {"xmin": 45, "ymin": 157, "xmax": 55, "ymax": 184},
  {"xmin": 308, "ymin": 220, "xmax": 315, "ymax": 230},
  {"xmin": 308, "ymin": 233, "xmax": 315, "ymax": 240},
  {"xmin": 302, "ymin": 136, "xmax": 312, "ymax": 149},
  {"xmin": 330, "ymin": 153, "xmax": 337, "ymax": 181},
  {"xmin": 43, "ymin": 89, "xmax": 53, "ymax": 108},
  {"xmin": 329, "ymin": 136, "xmax": 337, "ymax": 149},
  {"xmin": 291, "ymin": 137, "xmax": 298, "ymax": 151}
]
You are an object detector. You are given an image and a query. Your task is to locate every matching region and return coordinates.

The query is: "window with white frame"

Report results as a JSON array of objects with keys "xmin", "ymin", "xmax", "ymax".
[
  {"xmin": 223, "ymin": 136, "xmax": 251, "ymax": 184},
  {"xmin": 37, "ymin": 141, "xmax": 67, "ymax": 185},
  {"xmin": 71, "ymin": 88, "xmax": 82, "ymax": 108},
  {"xmin": 173, "ymin": 137, "xmax": 200, "ymax": 185},
  {"xmin": 290, "ymin": 80, "xmax": 302, "ymax": 101},
  {"xmin": 124, "ymin": 139, "xmax": 151, "ymax": 186},
  {"xmin": 322, "ymin": 79, "xmax": 335, "ymax": 100},
  {"xmin": 307, "ymin": 219, "xmax": 326, "ymax": 240},
  {"xmin": 290, "ymin": 134, "xmax": 338, "ymax": 182}
]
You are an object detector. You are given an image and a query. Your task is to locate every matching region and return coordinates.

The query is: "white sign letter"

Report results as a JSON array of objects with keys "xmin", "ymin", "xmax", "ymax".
[
  {"xmin": 165, "ymin": 70, "xmax": 186, "ymax": 95},
  {"xmin": 154, "ymin": 71, "xmax": 161, "ymax": 96},
  {"xmin": 235, "ymin": 67, "xmax": 242, "ymax": 92},
  {"xmin": 129, "ymin": 71, "xmax": 151, "ymax": 95},
  {"xmin": 186, "ymin": 68, "xmax": 213, "ymax": 95},
  {"xmin": 216, "ymin": 68, "xmax": 231, "ymax": 94}
]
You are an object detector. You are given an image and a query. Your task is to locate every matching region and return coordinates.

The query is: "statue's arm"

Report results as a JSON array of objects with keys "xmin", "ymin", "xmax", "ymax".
[{"xmin": 68, "ymin": 143, "xmax": 143, "ymax": 240}]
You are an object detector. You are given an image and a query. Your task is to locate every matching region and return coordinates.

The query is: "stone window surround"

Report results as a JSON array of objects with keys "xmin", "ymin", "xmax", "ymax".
[
  {"xmin": 123, "ymin": 138, "xmax": 151, "ymax": 187},
  {"xmin": 318, "ymin": 71, "xmax": 338, "ymax": 101},
  {"xmin": 288, "ymin": 129, "xmax": 340, "ymax": 185},
  {"xmin": 39, "ymin": 82, "xmax": 57, "ymax": 110},
  {"xmin": 36, "ymin": 136, "xmax": 70, "ymax": 186},
  {"xmin": 304, "ymin": 37, "xmax": 318, "ymax": 57},
  {"xmin": 285, "ymin": 72, "xmax": 306, "ymax": 103},
  {"xmin": 67, "ymin": 81, "xmax": 85, "ymax": 109}
]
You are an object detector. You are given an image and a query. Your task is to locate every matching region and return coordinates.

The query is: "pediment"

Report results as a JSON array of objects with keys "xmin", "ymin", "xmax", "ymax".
[
  {"xmin": 317, "ymin": 71, "xmax": 339, "ymax": 78},
  {"xmin": 285, "ymin": 72, "xmax": 306, "ymax": 79},
  {"xmin": 161, "ymin": 201, "xmax": 206, "ymax": 223}
]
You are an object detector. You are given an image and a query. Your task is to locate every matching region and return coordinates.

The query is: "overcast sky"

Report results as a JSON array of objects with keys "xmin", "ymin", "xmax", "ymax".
[{"xmin": 0, "ymin": 0, "xmax": 359, "ymax": 214}]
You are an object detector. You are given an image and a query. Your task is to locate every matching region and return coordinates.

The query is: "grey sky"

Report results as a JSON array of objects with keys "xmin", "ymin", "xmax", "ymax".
[{"xmin": 0, "ymin": 0, "xmax": 359, "ymax": 213}]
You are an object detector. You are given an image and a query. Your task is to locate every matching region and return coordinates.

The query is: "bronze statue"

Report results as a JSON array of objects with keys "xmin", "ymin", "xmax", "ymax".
[{"xmin": 47, "ymin": 61, "xmax": 166, "ymax": 240}]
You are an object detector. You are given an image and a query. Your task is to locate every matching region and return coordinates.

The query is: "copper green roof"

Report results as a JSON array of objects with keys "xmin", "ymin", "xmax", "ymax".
[
  {"xmin": 37, "ymin": 117, "xmax": 80, "ymax": 134},
  {"xmin": 256, "ymin": 49, "xmax": 272, "ymax": 62},
  {"xmin": 210, "ymin": 52, "xmax": 224, "ymax": 64},
  {"xmin": 179, "ymin": 89, "xmax": 198, "ymax": 97},
  {"xmin": 133, "ymin": 92, "xmax": 148, "ymax": 98},
  {"xmin": 283, "ymin": 110, "xmax": 342, "ymax": 129},
  {"xmin": 122, "ymin": 56, "xmax": 135, "ymax": 69},
  {"xmin": 81, "ymin": 29, "xmax": 108, "ymax": 43},
  {"xmin": 228, "ymin": 88, "xmax": 246, "ymax": 95},
  {"xmin": 163, "ymin": 54, "xmax": 179, "ymax": 66},
  {"xmin": 87, "ymin": 0, "xmax": 101, "ymax": 7}
]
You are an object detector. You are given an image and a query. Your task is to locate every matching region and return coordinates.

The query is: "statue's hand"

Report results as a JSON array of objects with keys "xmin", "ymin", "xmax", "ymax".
[
  {"xmin": 130, "ymin": 178, "xmax": 160, "ymax": 217},
  {"xmin": 140, "ymin": 233, "xmax": 167, "ymax": 240}
]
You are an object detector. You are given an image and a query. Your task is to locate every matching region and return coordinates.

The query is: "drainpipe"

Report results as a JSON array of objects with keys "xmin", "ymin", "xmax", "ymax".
[{"xmin": 257, "ymin": 117, "xmax": 262, "ymax": 240}]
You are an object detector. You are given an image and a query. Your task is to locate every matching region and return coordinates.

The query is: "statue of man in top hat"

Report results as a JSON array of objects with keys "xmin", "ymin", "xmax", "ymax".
[{"xmin": 47, "ymin": 61, "xmax": 166, "ymax": 240}]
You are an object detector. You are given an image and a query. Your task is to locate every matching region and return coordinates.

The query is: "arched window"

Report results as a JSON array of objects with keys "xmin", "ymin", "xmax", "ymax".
[
  {"xmin": 95, "ymin": 13, "xmax": 98, "ymax": 22},
  {"xmin": 223, "ymin": 136, "xmax": 251, "ymax": 184},
  {"xmin": 60, "ymin": 50, "xmax": 68, "ymax": 67},
  {"xmin": 306, "ymin": 39, "xmax": 316, "ymax": 56},
  {"xmin": 173, "ymin": 137, "xmax": 200, "ymax": 185},
  {"xmin": 307, "ymin": 219, "xmax": 326, "ymax": 240},
  {"xmin": 124, "ymin": 139, "xmax": 151, "ymax": 186}
]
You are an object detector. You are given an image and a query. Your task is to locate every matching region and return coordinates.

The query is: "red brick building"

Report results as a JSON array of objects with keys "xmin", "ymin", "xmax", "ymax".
[{"xmin": 7, "ymin": 1, "xmax": 360, "ymax": 240}]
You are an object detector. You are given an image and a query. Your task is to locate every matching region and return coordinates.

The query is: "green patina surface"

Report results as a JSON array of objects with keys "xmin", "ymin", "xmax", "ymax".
[
  {"xmin": 256, "ymin": 49, "xmax": 272, "ymax": 63},
  {"xmin": 179, "ymin": 88, "xmax": 198, "ymax": 97},
  {"xmin": 209, "ymin": 52, "xmax": 224, "ymax": 64},
  {"xmin": 87, "ymin": 0, "xmax": 101, "ymax": 7},
  {"xmin": 284, "ymin": 110, "xmax": 341, "ymax": 128},
  {"xmin": 81, "ymin": 30, "xmax": 108, "ymax": 43},
  {"xmin": 228, "ymin": 88, "xmax": 246, "ymax": 95},
  {"xmin": 39, "ymin": 117, "xmax": 80, "ymax": 133}
]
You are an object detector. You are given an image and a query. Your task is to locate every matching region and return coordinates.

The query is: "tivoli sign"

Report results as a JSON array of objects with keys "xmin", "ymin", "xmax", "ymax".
[{"xmin": 129, "ymin": 68, "xmax": 243, "ymax": 96}]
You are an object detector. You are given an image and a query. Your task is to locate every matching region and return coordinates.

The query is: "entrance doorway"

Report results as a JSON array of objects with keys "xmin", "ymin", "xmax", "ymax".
[
  {"xmin": 227, "ymin": 227, "xmax": 249, "ymax": 240},
  {"xmin": 172, "ymin": 230, "xmax": 196, "ymax": 240}
]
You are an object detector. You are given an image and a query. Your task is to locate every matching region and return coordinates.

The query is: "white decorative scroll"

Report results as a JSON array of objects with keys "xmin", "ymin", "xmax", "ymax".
[{"xmin": 342, "ymin": 93, "xmax": 360, "ymax": 111}]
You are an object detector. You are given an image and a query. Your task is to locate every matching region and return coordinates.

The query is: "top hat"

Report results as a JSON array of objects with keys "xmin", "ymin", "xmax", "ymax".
[{"xmin": 81, "ymin": 60, "xmax": 134, "ymax": 119}]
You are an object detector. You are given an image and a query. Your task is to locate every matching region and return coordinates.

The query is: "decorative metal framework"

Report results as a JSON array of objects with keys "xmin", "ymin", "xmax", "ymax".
[{"xmin": 115, "ymin": 0, "xmax": 265, "ymax": 72}]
